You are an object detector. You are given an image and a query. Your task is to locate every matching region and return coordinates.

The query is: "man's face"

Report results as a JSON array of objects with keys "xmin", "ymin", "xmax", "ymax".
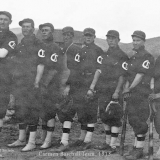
[
  {"xmin": 132, "ymin": 36, "xmax": 145, "ymax": 50},
  {"xmin": 62, "ymin": 32, "xmax": 73, "ymax": 44},
  {"xmin": 21, "ymin": 22, "xmax": 34, "ymax": 36},
  {"xmin": 41, "ymin": 26, "xmax": 52, "ymax": 40},
  {"xmin": 106, "ymin": 36, "xmax": 119, "ymax": 48},
  {"xmin": 84, "ymin": 34, "xmax": 95, "ymax": 44},
  {"xmin": 0, "ymin": 14, "xmax": 12, "ymax": 30}
]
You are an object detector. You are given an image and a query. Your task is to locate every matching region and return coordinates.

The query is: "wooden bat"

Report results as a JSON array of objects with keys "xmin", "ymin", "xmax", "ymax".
[
  {"xmin": 119, "ymin": 97, "xmax": 127, "ymax": 156},
  {"xmin": 148, "ymin": 78, "xmax": 156, "ymax": 160}
]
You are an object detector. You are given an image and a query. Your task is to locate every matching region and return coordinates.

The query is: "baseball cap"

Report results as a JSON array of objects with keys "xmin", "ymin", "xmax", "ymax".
[
  {"xmin": 0, "ymin": 11, "xmax": 12, "ymax": 20},
  {"xmin": 39, "ymin": 23, "xmax": 54, "ymax": 32},
  {"xmin": 62, "ymin": 26, "xmax": 74, "ymax": 35},
  {"xmin": 131, "ymin": 30, "xmax": 146, "ymax": 40},
  {"xmin": 106, "ymin": 30, "xmax": 120, "ymax": 39},
  {"xmin": 83, "ymin": 28, "xmax": 95, "ymax": 36},
  {"xmin": 19, "ymin": 18, "xmax": 34, "ymax": 28}
]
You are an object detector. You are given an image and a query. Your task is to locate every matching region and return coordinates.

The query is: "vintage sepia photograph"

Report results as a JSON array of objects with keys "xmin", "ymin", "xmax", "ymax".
[{"xmin": 1, "ymin": 0, "xmax": 160, "ymax": 159}]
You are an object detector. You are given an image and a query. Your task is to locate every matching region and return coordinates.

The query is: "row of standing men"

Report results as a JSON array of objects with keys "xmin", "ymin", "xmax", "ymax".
[{"xmin": 0, "ymin": 11, "xmax": 160, "ymax": 159}]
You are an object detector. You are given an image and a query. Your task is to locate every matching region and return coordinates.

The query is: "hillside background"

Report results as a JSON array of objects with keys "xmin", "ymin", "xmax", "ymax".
[{"xmin": 11, "ymin": 28, "xmax": 160, "ymax": 58}]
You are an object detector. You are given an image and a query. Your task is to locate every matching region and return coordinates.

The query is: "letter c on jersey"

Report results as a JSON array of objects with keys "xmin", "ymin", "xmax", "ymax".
[
  {"xmin": 97, "ymin": 56, "xmax": 103, "ymax": 64},
  {"xmin": 38, "ymin": 49, "xmax": 45, "ymax": 57},
  {"xmin": 51, "ymin": 53, "xmax": 58, "ymax": 62},
  {"xmin": 142, "ymin": 60, "xmax": 150, "ymax": 69},
  {"xmin": 75, "ymin": 53, "xmax": 80, "ymax": 62},
  {"xmin": 122, "ymin": 62, "xmax": 128, "ymax": 70},
  {"xmin": 8, "ymin": 41, "xmax": 16, "ymax": 49}
]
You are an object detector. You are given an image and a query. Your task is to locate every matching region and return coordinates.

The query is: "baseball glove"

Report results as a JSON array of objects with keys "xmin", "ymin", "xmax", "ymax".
[{"xmin": 105, "ymin": 99, "xmax": 123, "ymax": 119}]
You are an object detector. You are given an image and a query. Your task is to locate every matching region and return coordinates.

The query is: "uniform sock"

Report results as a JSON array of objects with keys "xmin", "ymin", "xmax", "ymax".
[
  {"xmin": 19, "ymin": 129, "xmax": 26, "ymax": 141},
  {"xmin": 41, "ymin": 125, "xmax": 47, "ymax": 142},
  {"xmin": 61, "ymin": 121, "xmax": 71, "ymax": 146},
  {"xmin": 84, "ymin": 124, "xmax": 94, "ymax": 143},
  {"xmin": 18, "ymin": 123, "xmax": 27, "ymax": 141},
  {"xmin": 110, "ymin": 126, "xmax": 119, "ymax": 147},
  {"xmin": 44, "ymin": 131, "xmax": 53, "ymax": 143},
  {"xmin": 136, "ymin": 135, "xmax": 145, "ymax": 148},
  {"xmin": 79, "ymin": 124, "xmax": 87, "ymax": 141},
  {"xmin": 28, "ymin": 131, "xmax": 37, "ymax": 145},
  {"xmin": 42, "ymin": 119, "xmax": 55, "ymax": 142},
  {"xmin": 104, "ymin": 124, "xmax": 111, "ymax": 144},
  {"xmin": 134, "ymin": 135, "xmax": 137, "ymax": 147}
]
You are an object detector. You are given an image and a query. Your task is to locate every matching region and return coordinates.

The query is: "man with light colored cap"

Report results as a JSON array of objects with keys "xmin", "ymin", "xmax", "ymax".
[
  {"xmin": 35, "ymin": 22, "xmax": 63, "ymax": 150},
  {"xmin": 55, "ymin": 26, "xmax": 81, "ymax": 152},
  {"xmin": 7, "ymin": 18, "xmax": 48, "ymax": 152},
  {"xmin": 123, "ymin": 30, "xmax": 154, "ymax": 159},
  {"xmin": 95, "ymin": 30, "xmax": 128, "ymax": 154},
  {"xmin": 0, "ymin": 11, "xmax": 17, "ymax": 131},
  {"xmin": 65, "ymin": 27, "xmax": 103, "ymax": 151}
]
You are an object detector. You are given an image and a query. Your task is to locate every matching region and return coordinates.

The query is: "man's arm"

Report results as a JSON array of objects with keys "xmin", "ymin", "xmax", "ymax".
[
  {"xmin": 34, "ymin": 64, "xmax": 45, "ymax": 88},
  {"xmin": 128, "ymin": 73, "xmax": 144, "ymax": 91},
  {"xmin": 0, "ymin": 48, "xmax": 8, "ymax": 58},
  {"xmin": 112, "ymin": 76, "xmax": 124, "ymax": 99},
  {"xmin": 89, "ymin": 69, "xmax": 101, "ymax": 90}
]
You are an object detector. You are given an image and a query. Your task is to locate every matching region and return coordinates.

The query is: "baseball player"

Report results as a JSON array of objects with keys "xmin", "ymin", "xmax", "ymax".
[
  {"xmin": 95, "ymin": 30, "xmax": 128, "ymax": 154},
  {"xmin": 7, "ymin": 18, "xmax": 45, "ymax": 152},
  {"xmin": 67, "ymin": 28, "xmax": 103, "ymax": 151},
  {"xmin": 35, "ymin": 23, "xmax": 63, "ymax": 150},
  {"xmin": 0, "ymin": 11, "xmax": 17, "ymax": 130},
  {"xmin": 55, "ymin": 26, "xmax": 81, "ymax": 152},
  {"xmin": 123, "ymin": 31, "xmax": 154, "ymax": 159}
]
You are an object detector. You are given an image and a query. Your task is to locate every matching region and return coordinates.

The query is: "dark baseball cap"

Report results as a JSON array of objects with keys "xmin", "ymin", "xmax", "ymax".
[
  {"xmin": 19, "ymin": 18, "xmax": 34, "ymax": 28},
  {"xmin": 62, "ymin": 26, "xmax": 74, "ymax": 35},
  {"xmin": 131, "ymin": 30, "xmax": 146, "ymax": 40},
  {"xmin": 83, "ymin": 28, "xmax": 95, "ymax": 36},
  {"xmin": 106, "ymin": 30, "xmax": 120, "ymax": 39},
  {"xmin": 0, "ymin": 11, "xmax": 12, "ymax": 20},
  {"xmin": 39, "ymin": 23, "xmax": 54, "ymax": 32}
]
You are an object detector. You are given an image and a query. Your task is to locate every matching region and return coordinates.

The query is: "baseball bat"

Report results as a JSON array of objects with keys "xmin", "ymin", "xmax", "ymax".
[
  {"xmin": 119, "ymin": 97, "xmax": 127, "ymax": 156},
  {"xmin": 148, "ymin": 78, "xmax": 156, "ymax": 160}
]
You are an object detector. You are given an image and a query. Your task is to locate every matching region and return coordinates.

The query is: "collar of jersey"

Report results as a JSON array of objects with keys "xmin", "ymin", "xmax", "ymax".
[
  {"xmin": 132, "ymin": 46, "xmax": 146, "ymax": 57},
  {"xmin": 21, "ymin": 34, "xmax": 36, "ymax": 45}
]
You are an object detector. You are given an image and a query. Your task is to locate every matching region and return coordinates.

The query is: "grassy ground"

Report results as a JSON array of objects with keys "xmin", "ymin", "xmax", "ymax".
[{"xmin": 0, "ymin": 118, "xmax": 159, "ymax": 160}]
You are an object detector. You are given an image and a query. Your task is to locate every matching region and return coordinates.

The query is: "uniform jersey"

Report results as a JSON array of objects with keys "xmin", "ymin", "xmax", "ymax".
[
  {"xmin": 0, "ymin": 29, "xmax": 17, "ymax": 86},
  {"xmin": 0, "ymin": 29, "xmax": 17, "ymax": 56},
  {"xmin": 122, "ymin": 46, "xmax": 154, "ymax": 93},
  {"xmin": 66, "ymin": 42, "xmax": 103, "ymax": 91},
  {"xmin": 12, "ymin": 34, "xmax": 45, "ymax": 87},
  {"xmin": 63, "ymin": 43, "xmax": 81, "ymax": 85},
  {"xmin": 37, "ymin": 40, "xmax": 63, "ymax": 87},
  {"xmin": 98, "ymin": 46, "xmax": 128, "ymax": 90},
  {"xmin": 38, "ymin": 40, "xmax": 63, "ymax": 71},
  {"xmin": 78, "ymin": 42, "xmax": 103, "ymax": 87}
]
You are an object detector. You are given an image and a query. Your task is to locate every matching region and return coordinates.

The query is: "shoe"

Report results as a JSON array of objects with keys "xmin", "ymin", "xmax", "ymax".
[
  {"xmin": 106, "ymin": 146, "xmax": 117, "ymax": 155},
  {"xmin": 76, "ymin": 142, "xmax": 92, "ymax": 151},
  {"xmin": 70, "ymin": 139, "xmax": 84, "ymax": 147},
  {"xmin": 7, "ymin": 139, "xmax": 26, "ymax": 148},
  {"xmin": 40, "ymin": 141, "xmax": 52, "ymax": 150},
  {"xmin": 94, "ymin": 143, "xmax": 110, "ymax": 150},
  {"xmin": 53, "ymin": 143, "xmax": 70, "ymax": 152},
  {"xmin": 21, "ymin": 142, "xmax": 36, "ymax": 152},
  {"xmin": 125, "ymin": 148, "xmax": 143, "ymax": 159}
]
